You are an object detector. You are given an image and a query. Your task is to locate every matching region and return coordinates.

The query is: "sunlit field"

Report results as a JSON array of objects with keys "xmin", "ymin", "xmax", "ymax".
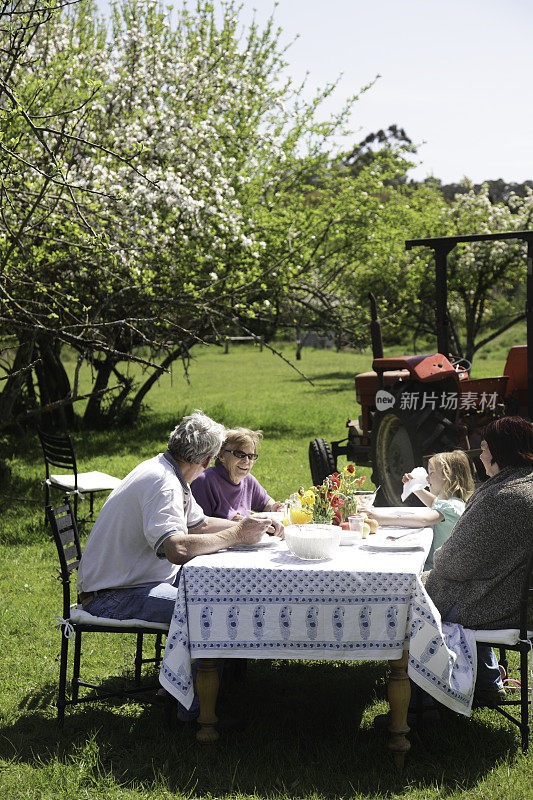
[{"xmin": 1, "ymin": 327, "xmax": 531, "ymax": 799}]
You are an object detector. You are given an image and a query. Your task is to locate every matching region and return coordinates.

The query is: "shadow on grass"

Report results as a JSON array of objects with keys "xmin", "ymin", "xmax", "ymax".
[
  {"xmin": 305, "ymin": 370, "xmax": 357, "ymax": 384},
  {"xmin": 2, "ymin": 405, "xmax": 326, "ymax": 542},
  {"xmin": 283, "ymin": 370, "xmax": 356, "ymax": 397},
  {"xmin": 0, "ymin": 660, "xmax": 520, "ymax": 797},
  {"xmin": 5, "ymin": 413, "xmax": 182, "ymax": 470},
  {"xmin": 3, "ymin": 408, "xmax": 326, "ymax": 480}
]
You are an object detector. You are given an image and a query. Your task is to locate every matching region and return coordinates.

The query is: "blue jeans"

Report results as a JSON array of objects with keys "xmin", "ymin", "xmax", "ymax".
[
  {"xmin": 83, "ymin": 575, "xmax": 181, "ymax": 623},
  {"xmin": 83, "ymin": 572, "xmax": 199, "ymax": 718}
]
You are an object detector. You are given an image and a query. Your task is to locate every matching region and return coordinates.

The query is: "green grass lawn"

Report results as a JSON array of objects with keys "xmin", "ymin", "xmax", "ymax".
[{"xmin": 1, "ymin": 335, "xmax": 531, "ymax": 799}]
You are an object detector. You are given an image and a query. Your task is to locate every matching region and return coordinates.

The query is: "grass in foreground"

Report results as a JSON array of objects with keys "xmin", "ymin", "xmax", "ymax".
[{"xmin": 0, "ymin": 338, "xmax": 531, "ymax": 799}]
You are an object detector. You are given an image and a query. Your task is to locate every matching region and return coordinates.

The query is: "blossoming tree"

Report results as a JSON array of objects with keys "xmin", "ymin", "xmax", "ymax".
[{"xmin": 1, "ymin": 0, "xmax": 403, "ymax": 429}]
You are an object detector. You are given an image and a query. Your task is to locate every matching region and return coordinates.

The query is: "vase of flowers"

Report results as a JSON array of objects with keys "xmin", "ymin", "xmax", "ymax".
[
  {"xmin": 288, "ymin": 467, "xmax": 367, "ymax": 527},
  {"xmin": 336, "ymin": 466, "xmax": 367, "ymax": 522},
  {"xmin": 294, "ymin": 474, "xmax": 341, "ymax": 524}
]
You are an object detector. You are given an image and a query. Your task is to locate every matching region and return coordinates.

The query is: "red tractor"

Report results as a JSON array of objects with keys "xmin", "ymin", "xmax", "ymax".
[{"xmin": 309, "ymin": 230, "xmax": 533, "ymax": 505}]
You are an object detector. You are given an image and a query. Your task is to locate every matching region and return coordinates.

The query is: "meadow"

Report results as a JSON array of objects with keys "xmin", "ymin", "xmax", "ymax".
[{"xmin": 0, "ymin": 330, "xmax": 531, "ymax": 799}]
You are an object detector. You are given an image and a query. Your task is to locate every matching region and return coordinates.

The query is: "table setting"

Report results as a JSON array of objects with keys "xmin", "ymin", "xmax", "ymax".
[{"xmin": 159, "ymin": 491, "xmax": 478, "ymax": 763}]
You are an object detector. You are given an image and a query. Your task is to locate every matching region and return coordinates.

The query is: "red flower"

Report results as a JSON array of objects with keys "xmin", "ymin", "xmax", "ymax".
[
  {"xmin": 346, "ymin": 464, "xmax": 356, "ymax": 474},
  {"xmin": 331, "ymin": 496, "xmax": 344, "ymax": 508},
  {"xmin": 332, "ymin": 512, "xmax": 342, "ymax": 526}
]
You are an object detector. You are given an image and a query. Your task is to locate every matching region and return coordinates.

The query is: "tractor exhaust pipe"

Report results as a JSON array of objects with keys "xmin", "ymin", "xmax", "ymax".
[{"xmin": 369, "ymin": 293, "xmax": 384, "ymax": 359}]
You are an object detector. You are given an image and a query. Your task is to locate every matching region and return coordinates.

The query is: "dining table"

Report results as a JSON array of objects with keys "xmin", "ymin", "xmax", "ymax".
[{"xmin": 159, "ymin": 515, "xmax": 478, "ymax": 767}]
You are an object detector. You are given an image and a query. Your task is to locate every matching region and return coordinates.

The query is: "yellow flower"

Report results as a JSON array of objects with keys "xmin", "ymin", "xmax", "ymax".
[{"xmin": 302, "ymin": 490, "xmax": 316, "ymax": 506}]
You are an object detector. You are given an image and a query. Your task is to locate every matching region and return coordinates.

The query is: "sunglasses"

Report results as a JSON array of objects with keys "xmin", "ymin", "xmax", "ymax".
[{"xmin": 224, "ymin": 449, "xmax": 259, "ymax": 462}]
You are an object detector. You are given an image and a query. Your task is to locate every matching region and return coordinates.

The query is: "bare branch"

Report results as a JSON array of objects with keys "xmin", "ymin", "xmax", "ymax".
[
  {"xmin": 0, "ymin": 357, "xmax": 41, "ymax": 381},
  {"xmin": 3, "ymin": 382, "xmax": 122, "ymax": 430}
]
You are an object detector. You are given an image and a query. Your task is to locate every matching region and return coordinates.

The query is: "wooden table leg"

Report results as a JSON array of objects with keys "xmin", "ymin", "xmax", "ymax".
[
  {"xmin": 387, "ymin": 649, "xmax": 411, "ymax": 768},
  {"xmin": 196, "ymin": 659, "xmax": 219, "ymax": 743}
]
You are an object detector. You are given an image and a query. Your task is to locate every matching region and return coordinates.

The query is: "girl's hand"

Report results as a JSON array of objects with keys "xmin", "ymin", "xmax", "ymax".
[
  {"xmin": 270, "ymin": 501, "xmax": 284, "ymax": 511},
  {"xmin": 402, "ymin": 473, "xmax": 414, "ymax": 484}
]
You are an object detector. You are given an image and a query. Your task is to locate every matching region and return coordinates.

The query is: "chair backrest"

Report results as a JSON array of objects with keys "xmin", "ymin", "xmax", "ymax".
[
  {"xmin": 38, "ymin": 429, "xmax": 78, "ymax": 481},
  {"xmin": 519, "ymin": 544, "xmax": 533, "ymax": 637},
  {"xmin": 46, "ymin": 502, "xmax": 82, "ymax": 618}
]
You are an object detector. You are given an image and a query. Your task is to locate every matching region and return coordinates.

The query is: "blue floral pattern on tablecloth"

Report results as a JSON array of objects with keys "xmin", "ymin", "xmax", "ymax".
[{"xmin": 159, "ymin": 551, "xmax": 477, "ymax": 717}]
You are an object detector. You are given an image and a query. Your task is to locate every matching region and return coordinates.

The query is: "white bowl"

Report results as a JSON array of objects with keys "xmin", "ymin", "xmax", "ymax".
[{"xmin": 284, "ymin": 524, "xmax": 341, "ymax": 560}]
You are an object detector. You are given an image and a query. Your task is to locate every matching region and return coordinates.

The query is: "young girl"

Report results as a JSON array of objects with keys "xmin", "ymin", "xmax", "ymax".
[{"xmin": 368, "ymin": 450, "xmax": 475, "ymax": 569}]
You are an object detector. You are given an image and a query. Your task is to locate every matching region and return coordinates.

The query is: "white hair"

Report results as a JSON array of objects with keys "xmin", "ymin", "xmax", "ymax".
[{"xmin": 168, "ymin": 410, "xmax": 225, "ymax": 464}]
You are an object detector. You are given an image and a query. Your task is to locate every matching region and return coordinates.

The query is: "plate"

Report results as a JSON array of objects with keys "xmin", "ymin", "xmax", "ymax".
[
  {"xmin": 360, "ymin": 535, "xmax": 423, "ymax": 552},
  {"xmin": 229, "ymin": 533, "xmax": 280, "ymax": 551}
]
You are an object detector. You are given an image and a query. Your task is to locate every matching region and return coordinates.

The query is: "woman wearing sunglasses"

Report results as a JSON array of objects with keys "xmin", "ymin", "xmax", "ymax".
[{"xmin": 191, "ymin": 427, "xmax": 283, "ymax": 520}]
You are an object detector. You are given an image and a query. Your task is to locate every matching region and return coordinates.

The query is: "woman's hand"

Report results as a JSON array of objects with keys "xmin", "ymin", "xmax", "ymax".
[
  {"xmin": 402, "ymin": 473, "xmax": 414, "ymax": 485},
  {"xmin": 244, "ymin": 515, "xmax": 284, "ymax": 539},
  {"xmin": 264, "ymin": 499, "xmax": 284, "ymax": 512}
]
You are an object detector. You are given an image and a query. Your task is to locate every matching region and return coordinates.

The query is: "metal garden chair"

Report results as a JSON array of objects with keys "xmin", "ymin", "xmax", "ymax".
[
  {"xmin": 38, "ymin": 428, "xmax": 121, "ymax": 524},
  {"xmin": 473, "ymin": 545, "xmax": 533, "ymax": 752},
  {"xmin": 47, "ymin": 501, "xmax": 169, "ymax": 724}
]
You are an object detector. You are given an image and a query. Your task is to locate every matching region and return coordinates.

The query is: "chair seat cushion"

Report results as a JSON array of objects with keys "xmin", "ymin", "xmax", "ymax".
[
  {"xmin": 49, "ymin": 471, "xmax": 121, "ymax": 493},
  {"xmin": 474, "ymin": 628, "xmax": 533, "ymax": 646},
  {"xmin": 70, "ymin": 606, "xmax": 169, "ymax": 631}
]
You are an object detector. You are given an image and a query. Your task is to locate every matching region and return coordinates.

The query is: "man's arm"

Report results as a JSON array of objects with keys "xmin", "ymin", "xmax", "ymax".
[
  {"xmin": 195, "ymin": 515, "xmax": 284, "ymax": 535},
  {"xmin": 194, "ymin": 516, "xmax": 240, "ymax": 533},
  {"xmin": 162, "ymin": 516, "xmax": 282, "ymax": 565}
]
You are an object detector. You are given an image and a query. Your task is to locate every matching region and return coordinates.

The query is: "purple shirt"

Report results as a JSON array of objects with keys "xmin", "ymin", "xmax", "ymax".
[{"xmin": 191, "ymin": 462, "xmax": 271, "ymax": 520}]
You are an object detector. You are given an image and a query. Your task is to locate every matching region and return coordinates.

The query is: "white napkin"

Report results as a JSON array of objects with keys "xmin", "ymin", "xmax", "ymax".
[{"xmin": 401, "ymin": 466, "xmax": 429, "ymax": 501}]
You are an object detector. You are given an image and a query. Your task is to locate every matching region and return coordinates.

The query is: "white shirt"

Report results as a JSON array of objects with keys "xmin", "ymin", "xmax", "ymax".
[{"xmin": 77, "ymin": 452, "xmax": 205, "ymax": 593}]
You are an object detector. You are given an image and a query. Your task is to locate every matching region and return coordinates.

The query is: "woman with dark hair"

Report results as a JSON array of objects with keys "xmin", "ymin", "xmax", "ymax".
[
  {"xmin": 480, "ymin": 415, "xmax": 533, "ymax": 472},
  {"xmin": 425, "ymin": 416, "xmax": 533, "ymax": 704}
]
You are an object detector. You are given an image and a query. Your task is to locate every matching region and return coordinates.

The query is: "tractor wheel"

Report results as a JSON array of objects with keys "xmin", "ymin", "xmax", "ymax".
[
  {"xmin": 309, "ymin": 438, "xmax": 337, "ymax": 485},
  {"xmin": 371, "ymin": 404, "xmax": 458, "ymax": 506},
  {"xmin": 371, "ymin": 411, "xmax": 422, "ymax": 506}
]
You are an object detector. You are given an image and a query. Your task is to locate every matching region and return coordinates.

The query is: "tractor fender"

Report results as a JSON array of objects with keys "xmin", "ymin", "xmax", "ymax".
[{"xmin": 372, "ymin": 354, "xmax": 460, "ymax": 384}]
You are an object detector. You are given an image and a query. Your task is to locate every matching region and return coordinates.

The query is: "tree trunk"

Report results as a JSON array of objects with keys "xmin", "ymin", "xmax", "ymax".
[
  {"xmin": 82, "ymin": 354, "xmax": 115, "ymax": 428},
  {"xmin": 34, "ymin": 337, "xmax": 75, "ymax": 429},
  {"xmin": 0, "ymin": 339, "xmax": 35, "ymax": 431},
  {"xmin": 464, "ymin": 315, "xmax": 477, "ymax": 364},
  {"xmin": 120, "ymin": 346, "xmax": 186, "ymax": 424}
]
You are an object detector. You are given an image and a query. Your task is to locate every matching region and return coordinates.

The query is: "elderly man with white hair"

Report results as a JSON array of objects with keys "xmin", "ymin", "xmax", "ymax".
[{"xmin": 77, "ymin": 410, "xmax": 283, "ymax": 625}]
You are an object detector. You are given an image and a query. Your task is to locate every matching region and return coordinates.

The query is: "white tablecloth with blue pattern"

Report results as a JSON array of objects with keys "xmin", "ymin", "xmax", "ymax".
[{"xmin": 159, "ymin": 528, "xmax": 477, "ymax": 716}]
